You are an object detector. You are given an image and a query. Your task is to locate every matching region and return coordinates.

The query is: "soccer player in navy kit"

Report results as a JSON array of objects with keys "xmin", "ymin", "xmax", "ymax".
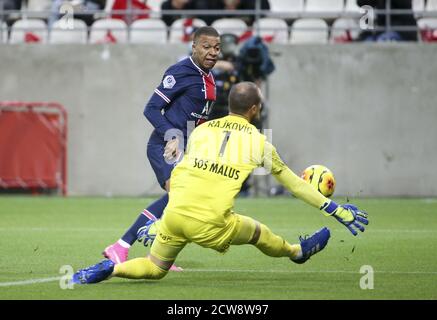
[{"xmin": 103, "ymin": 27, "xmax": 221, "ymax": 268}]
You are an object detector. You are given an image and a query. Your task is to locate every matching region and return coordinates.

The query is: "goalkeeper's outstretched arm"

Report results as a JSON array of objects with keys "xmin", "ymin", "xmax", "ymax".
[
  {"xmin": 263, "ymin": 142, "xmax": 369, "ymax": 236},
  {"xmin": 274, "ymin": 167, "xmax": 329, "ymax": 210}
]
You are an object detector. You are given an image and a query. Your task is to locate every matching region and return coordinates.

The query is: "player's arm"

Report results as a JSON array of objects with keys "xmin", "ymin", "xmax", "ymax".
[
  {"xmin": 263, "ymin": 142, "xmax": 368, "ymax": 236},
  {"xmin": 143, "ymin": 69, "xmax": 186, "ymax": 139},
  {"xmin": 144, "ymin": 99, "xmax": 182, "ymax": 161},
  {"xmin": 143, "ymin": 96, "xmax": 174, "ymax": 138}
]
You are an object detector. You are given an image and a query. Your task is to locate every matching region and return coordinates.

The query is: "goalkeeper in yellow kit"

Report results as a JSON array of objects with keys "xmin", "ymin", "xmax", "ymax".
[{"xmin": 72, "ymin": 82, "xmax": 368, "ymax": 284}]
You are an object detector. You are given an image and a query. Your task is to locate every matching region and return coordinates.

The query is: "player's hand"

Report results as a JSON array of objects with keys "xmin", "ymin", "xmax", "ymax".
[
  {"xmin": 164, "ymin": 138, "xmax": 181, "ymax": 161},
  {"xmin": 332, "ymin": 204, "xmax": 369, "ymax": 236},
  {"xmin": 320, "ymin": 201, "xmax": 368, "ymax": 236}
]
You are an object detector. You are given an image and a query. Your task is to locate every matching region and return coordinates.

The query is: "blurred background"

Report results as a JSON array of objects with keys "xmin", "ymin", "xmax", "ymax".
[{"xmin": 1, "ymin": 0, "xmax": 436, "ymax": 198}]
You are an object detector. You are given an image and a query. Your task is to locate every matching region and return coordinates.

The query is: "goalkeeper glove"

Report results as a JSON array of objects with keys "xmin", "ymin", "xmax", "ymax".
[{"xmin": 320, "ymin": 201, "xmax": 369, "ymax": 236}]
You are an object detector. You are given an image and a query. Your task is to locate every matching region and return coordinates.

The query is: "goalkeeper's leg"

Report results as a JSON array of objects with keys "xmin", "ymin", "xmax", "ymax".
[
  {"xmin": 231, "ymin": 215, "xmax": 302, "ymax": 260},
  {"xmin": 113, "ymin": 212, "xmax": 186, "ymax": 280},
  {"xmin": 231, "ymin": 214, "xmax": 330, "ymax": 263},
  {"xmin": 112, "ymin": 239, "xmax": 185, "ymax": 280}
]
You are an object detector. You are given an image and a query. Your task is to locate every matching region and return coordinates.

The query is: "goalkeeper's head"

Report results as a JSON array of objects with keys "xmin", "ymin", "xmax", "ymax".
[{"xmin": 228, "ymin": 81, "xmax": 262, "ymax": 124}]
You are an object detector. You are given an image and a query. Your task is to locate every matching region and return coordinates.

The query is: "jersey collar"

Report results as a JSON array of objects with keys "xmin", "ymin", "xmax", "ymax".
[{"xmin": 189, "ymin": 56, "xmax": 211, "ymax": 76}]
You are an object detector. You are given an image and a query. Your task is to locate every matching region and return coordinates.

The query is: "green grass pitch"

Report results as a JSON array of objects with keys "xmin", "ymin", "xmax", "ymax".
[{"xmin": 0, "ymin": 196, "xmax": 436, "ymax": 300}]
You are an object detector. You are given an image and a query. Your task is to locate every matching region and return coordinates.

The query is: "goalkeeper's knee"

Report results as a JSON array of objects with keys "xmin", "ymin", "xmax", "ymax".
[
  {"xmin": 254, "ymin": 223, "xmax": 274, "ymax": 249},
  {"xmin": 253, "ymin": 223, "xmax": 290, "ymax": 258}
]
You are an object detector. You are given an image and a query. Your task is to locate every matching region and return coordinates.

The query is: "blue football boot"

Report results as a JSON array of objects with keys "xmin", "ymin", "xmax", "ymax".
[
  {"xmin": 292, "ymin": 227, "xmax": 331, "ymax": 264},
  {"xmin": 72, "ymin": 259, "xmax": 115, "ymax": 284}
]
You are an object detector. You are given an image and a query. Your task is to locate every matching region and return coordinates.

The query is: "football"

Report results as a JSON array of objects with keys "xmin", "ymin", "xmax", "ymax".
[{"xmin": 301, "ymin": 165, "xmax": 336, "ymax": 198}]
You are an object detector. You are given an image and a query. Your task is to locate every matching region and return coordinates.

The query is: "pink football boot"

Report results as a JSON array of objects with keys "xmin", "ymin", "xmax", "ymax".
[
  {"xmin": 169, "ymin": 264, "xmax": 183, "ymax": 272},
  {"xmin": 103, "ymin": 242, "xmax": 129, "ymax": 264}
]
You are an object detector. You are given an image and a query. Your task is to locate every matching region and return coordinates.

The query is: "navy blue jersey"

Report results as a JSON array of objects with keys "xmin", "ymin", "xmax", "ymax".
[{"xmin": 144, "ymin": 57, "xmax": 216, "ymax": 145}]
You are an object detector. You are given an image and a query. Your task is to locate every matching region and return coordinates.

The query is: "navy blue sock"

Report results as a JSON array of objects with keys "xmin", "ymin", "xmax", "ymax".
[
  {"xmin": 145, "ymin": 193, "xmax": 169, "ymax": 220},
  {"xmin": 121, "ymin": 194, "xmax": 169, "ymax": 245}
]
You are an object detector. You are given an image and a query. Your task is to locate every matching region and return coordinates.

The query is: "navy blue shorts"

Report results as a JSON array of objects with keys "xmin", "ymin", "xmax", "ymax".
[{"xmin": 147, "ymin": 142, "xmax": 175, "ymax": 189}]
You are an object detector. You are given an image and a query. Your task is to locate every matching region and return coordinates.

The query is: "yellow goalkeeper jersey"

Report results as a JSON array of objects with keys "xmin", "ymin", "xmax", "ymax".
[{"xmin": 166, "ymin": 114, "xmax": 288, "ymax": 226}]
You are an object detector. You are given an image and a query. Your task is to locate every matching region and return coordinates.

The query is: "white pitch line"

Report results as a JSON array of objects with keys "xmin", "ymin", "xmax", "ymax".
[
  {"xmin": 2, "ymin": 269, "xmax": 437, "ymax": 288},
  {"xmin": 183, "ymin": 269, "xmax": 437, "ymax": 275},
  {"xmin": 0, "ymin": 227, "xmax": 123, "ymax": 232},
  {"xmin": 0, "ymin": 276, "xmax": 61, "ymax": 287}
]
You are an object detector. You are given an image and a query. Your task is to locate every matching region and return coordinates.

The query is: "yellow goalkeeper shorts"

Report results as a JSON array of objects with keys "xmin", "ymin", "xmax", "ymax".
[{"xmin": 150, "ymin": 210, "xmax": 256, "ymax": 263}]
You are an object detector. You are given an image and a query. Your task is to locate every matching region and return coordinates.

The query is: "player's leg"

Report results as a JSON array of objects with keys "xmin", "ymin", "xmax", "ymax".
[
  {"xmin": 124, "ymin": 143, "xmax": 173, "ymax": 244},
  {"xmin": 186, "ymin": 213, "xmax": 302, "ymax": 260},
  {"xmin": 103, "ymin": 197, "xmax": 169, "ymax": 264},
  {"xmin": 231, "ymin": 215, "xmax": 302, "ymax": 259},
  {"xmin": 103, "ymin": 143, "xmax": 172, "ymax": 263},
  {"xmin": 113, "ymin": 211, "xmax": 187, "ymax": 280},
  {"xmin": 73, "ymin": 213, "xmax": 186, "ymax": 284},
  {"xmin": 231, "ymin": 214, "xmax": 330, "ymax": 263},
  {"xmin": 112, "ymin": 241, "xmax": 184, "ymax": 280},
  {"xmin": 72, "ymin": 256, "xmax": 171, "ymax": 284},
  {"xmin": 119, "ymin": 194, "xmax": 168, "ymax": 247}
]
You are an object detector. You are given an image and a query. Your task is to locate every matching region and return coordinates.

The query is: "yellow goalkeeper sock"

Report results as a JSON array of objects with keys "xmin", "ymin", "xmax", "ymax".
[
  {"xmin": 255, "ymin": 223, "xmax": 302, "ymax": 260},
  {"xmin": 112, "ymin": 257, "xmax": 167, "ymax": 280}
]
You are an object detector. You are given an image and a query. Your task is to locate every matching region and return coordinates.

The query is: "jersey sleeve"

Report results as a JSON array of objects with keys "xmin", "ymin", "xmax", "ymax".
[
  {"xmin": 143, "ymin": 66, "xmax": 191, "ymax": 138},
  {"xmin": 154, "ymin": 66, "xmax": 191, "ymax": 103},
  {"xmin": 263, "ymin": 141, "xmax": 328, "ymax": 209}
]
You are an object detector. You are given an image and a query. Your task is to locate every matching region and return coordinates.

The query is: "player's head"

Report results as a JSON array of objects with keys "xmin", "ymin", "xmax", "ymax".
[
  {"xmin": 192, "ymin": 26, "xmax": 221, "ymax": 71},
  {"xmin": 228, "ymin": 82, "xmax": 262, "ymax": 123}
]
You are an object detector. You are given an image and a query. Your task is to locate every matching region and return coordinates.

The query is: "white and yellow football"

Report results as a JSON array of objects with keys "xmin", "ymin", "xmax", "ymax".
[{"xmin": 301, "ymin": 165, "xmax": 336, "ymax": 198}]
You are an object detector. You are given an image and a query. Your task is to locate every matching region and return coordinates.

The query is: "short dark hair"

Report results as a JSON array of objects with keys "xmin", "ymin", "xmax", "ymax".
[
  {"xmin": 193, "ymin": 26, "xmax": 220, "ymax": 42},
  {"xmin": 229, "ymin": 82, "xmax": 261, "ymax": 115}
]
